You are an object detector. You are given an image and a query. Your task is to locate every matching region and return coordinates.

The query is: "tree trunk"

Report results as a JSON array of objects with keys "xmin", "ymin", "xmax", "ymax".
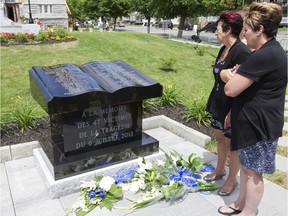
[
  {"xmin": 177, "ymin": 16, "xmax": 186, "ymax": 38},
  {"xmin": 147, "ymin": 17, "xmax": 151, "ymax": 34}
]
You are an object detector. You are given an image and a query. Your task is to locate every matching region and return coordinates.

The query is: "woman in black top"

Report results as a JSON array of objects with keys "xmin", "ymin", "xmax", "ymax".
[
  {"xmin": 218, "ymin": 2, "xmax": 287, "ymax": 215},
  {"xmin": 205, "ymin": 11, "xmax": 250, "ymax": 196}
]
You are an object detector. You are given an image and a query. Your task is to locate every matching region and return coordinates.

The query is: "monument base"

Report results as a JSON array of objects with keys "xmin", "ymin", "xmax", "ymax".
[
  {"xmin": 38, "ymin": 132, "xmax": 159, "ymax": 180},
  {"xmin": 33, "ymin": 146, "xmax": 165, "ymax": 199}
]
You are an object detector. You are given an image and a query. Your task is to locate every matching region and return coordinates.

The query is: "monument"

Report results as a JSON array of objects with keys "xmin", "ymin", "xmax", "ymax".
[{"xmin": 29, "ymin": 60, "xmax": 163, "ymax": 180}]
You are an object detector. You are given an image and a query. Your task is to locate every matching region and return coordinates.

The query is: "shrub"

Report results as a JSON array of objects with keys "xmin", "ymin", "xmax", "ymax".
[
  {"xmin": 195, "ymin": 46, "xmax": 205, "ymax": 56},
  {"xmin": 54, "ymin": 25, "xmax": 68, "ymax": 38},
  {"xmin": 143, "ymin": 99, "xmax": 159, "ymax": 113},
  {"xmin": 36, "ymin": 31, "xmax": 49, "ymax": 42},
  {"xmin": 158, "ymin": 83, "xmax": 179, "ymax": 107},
  {"xmin": 26, "ymin": 33, "xmax": 36, "ymax": 40},
  {"xmin": 0, "ymin": 35, "xmax": 8, "ymax": 43},
  {"xmin": 159, "ymin": 55, "xmax": 177, "ymax": 72},
  {"xmin": 13, "ymin": 107, "xmax": 36, "ymax": 132},
  {"xmin": 182, "ymin": 97, "xmax": 211, "ymax": 127},
  {"xmin": 16, "ymin": 33, "xmax": 28, "ymax": 43}
]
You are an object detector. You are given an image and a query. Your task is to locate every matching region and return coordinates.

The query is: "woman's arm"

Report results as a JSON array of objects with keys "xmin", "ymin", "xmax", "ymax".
[{"xmin": 224, "ymin": 73, "xmax": 254, "ymax": 97}]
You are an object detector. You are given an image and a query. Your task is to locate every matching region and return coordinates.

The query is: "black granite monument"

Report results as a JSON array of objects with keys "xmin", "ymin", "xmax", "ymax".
[{"xmin": 29, "ymin": 60, "xmax": 162, "ymax": 180}]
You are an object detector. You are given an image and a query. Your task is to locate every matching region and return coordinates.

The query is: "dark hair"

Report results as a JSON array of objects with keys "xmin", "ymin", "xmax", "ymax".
[
  {"xmin": 217, "ymin": 11, "xmax": 243, "ymax": 38},
  {"xmin": 244, "ymin": 2, "xmax": 282, "ymax": 38}
]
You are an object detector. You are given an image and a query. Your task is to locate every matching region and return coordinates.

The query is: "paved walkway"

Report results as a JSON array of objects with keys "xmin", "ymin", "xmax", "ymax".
[{"xmin": 1, "ymin": 113, "xmax": 287, "ymax": 216}]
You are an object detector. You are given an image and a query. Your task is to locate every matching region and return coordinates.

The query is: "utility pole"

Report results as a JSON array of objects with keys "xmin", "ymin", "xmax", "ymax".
[{"xmin": 28, "ymin": 0, "xmax": 33, "ymax": 23}]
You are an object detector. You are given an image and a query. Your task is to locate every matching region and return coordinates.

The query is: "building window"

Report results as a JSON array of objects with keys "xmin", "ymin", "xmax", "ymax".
[
  {"xmin": 50, "ymin": 5, "xmax": 53, "ymax": 13},
  {"xmin": 44, "ymin": 5, "xmax": 48, "ymax": 13}
]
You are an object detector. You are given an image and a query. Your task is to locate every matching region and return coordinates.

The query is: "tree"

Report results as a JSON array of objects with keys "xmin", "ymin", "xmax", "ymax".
[
  {"xmin": 152, "ymin": 0, "xmax": 208, "ymax": 38},
  {"xmin": 98, "ymin": 0, "xmax": 131, "ymax": 30},
  {"xmin": 131, "ymin": 0, "xmax": 157, "ymax": 33},
  {"xmin": 82, "ymin": 0, "xmax": 101, "ymax": 21},
  {"xmin": 153, "ymin": 0, "xmax": 246, "ymax": 38},
  {"xmin": 66, "ymin": 0, "xmax": 87, "ymax": 22}
]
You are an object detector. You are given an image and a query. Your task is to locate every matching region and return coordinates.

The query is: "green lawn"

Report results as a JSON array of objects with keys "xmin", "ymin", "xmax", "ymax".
[{"xmin": 0, "ymin": 31, "xmax": 218, "ymax": 122}]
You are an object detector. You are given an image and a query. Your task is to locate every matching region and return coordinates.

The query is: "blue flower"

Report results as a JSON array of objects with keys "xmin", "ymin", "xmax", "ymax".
[
  {"xmin": 201, "ymin": 164, "xmax": 215, "ymax": 172},
  {"xmin": 97, "ymin": 191, "xmax": 105, "ymax": 198},
  {"xmin": 114, "ymin": 166, "xmax": 136, "ymax": 184},
  {"xmin": 88, "ymin": 191, "xmax": 96, "ymax": 199},
  {"xmin": 181, "ymin": 176, "xmax": 198, "ymax": 188},
  {"xmin": 192, "ymin": 173, "xmax": 202, "ymax": 179},
  {"xmin": 168, "ymin": 174, "xmax": 175, "ymax": 181}
]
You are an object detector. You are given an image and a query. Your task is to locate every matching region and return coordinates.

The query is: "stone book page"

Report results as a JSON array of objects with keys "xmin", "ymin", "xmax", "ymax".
[
  {"xmin": 31, "ymin": 63, "xmax": 103, "ymax": 97},
  {"xmin": 80, "ymin": 60, "xmax": 158, "ymax": 93}
]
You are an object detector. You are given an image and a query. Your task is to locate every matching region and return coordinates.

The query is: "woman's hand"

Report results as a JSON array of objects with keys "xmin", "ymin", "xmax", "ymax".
[
  {"xmin": 220, "ymin": 69, "xmax": 234, "ymax": 83},
  {"xmin": 220, "ymin": 64, "xmax": 239, "ymax": 83}
]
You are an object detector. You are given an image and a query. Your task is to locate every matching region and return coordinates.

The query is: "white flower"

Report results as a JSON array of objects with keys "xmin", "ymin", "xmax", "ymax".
[
  {"xmin": 137, "ymin": 157, "xmax": 144, "ymax": 164},
  {"xmin": 144, "ymin": 161, "xmax": 152, "ymax": 170},
  {"xmin": 90, "ymin": 198, "xmax": 100, "ymax": 205},
  {"xmin": 169, "ymin": 180, "xmax": 176, "ymax": 186},
  {"xmin": 136, "ymin": 159, "xmax": 152, "ymax": 174},
  {"xmin": 171, "ymin": 155, "xmax": 178, "ymax": 166},
  {"xmin": 80, "ymin": 180, "xmax": 96, "ymax": 191},
  {"xmin": 72, "ymin": 196, "xmax": 89, "ymax": 212},
  {"xmin": 119, "ymin": 182, "xmax": 130, "ymax": 191},
  {"xmin": 129, "ymin": 179, "xmax": 146, "ymax": 192},
  {"xmin": 99, "ymin": 176, "xmax": 115, "ymax": 191},
  {"xmin": 157, "ymin": 159, "xmax": 165, "ymax": 166},
  {"xmin": 137, "ymin": 165, "xmax": 147, "ymax": 174}
]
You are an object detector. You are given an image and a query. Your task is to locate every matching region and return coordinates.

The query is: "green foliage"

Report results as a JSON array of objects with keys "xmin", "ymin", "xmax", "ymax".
[
  {"xmin": 66, "ymin": 0, "xmax": 86, "ymax": 21},
  {"xmin": 195, "ymin": 45, "xmax": 205, "ymax": 56},
  {"xmin": 159, "ymin": 55, "xmax": 177, "ymax": 72},
  {"xmin": 0, "ymin": 36, "xmax": 7, "ymax": 43},
  {"xmin": 161, "ymin": 181, "xmax": 184, "ymax": 199},
  {"xmin": 158, "ymin": 83, "xmax": 178, "ymax": 107},
  {"xmin": 182, "ymin": 97, "xmax": 211, "ymax": 127},
  {"xmin": 204, "ymin": 139, "xmax": 217, "ymax": 153},
  {"xmin": 165, "ymin": 150, "xmax": 205, "ymax": 173},
  {"xmin": 100, "ymin": 184, "xmax": 123, "ymax": 210},
  {"xmin": 16, "ymin": 33, "xmax": 28, "ymax": 43},
  {"xmin": 13, "ymin": 107, "xmax": 37, "ymax": 132},
  {"xmin": 54, "ymin": 25, "xmax": 68, "ymax": 38},
  {"xmin": 143, "ymin": 99, "xmax": 159, "ymax": 113},
  {"xmin": 276, "ymin": 146, "xmax": 288, "ymax": 157},
  {"xmin": 36, "ymin": 31, "xmax": 49, "ymax": 42}
]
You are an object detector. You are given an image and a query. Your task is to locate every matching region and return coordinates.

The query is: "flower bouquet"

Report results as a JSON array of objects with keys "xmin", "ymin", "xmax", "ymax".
[
  {"xmin": 116, "ymin": 150, "xmax": 219, "ymax": 209},
  {"xmin": 68, "ymin": 176, "xmax": 123, "ymax": 216},
  {"xmin": 69, "ymin": 150, "xmax": 219, "ymax": 215}
]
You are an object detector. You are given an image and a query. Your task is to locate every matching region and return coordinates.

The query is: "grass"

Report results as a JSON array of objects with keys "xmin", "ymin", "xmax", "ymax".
[
  {"xmin": 0, "ymin": 31, "xmax": 217, "ymax": 122},
  {"xmin": 264, "ymin": 171, "xmax": 288, "ymax": 190}
]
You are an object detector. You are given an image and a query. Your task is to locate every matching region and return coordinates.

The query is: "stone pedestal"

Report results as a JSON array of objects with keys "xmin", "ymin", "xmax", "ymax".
[{"xmin": 29, "ymin": 60, "xmax": 162, "ymax": 180}]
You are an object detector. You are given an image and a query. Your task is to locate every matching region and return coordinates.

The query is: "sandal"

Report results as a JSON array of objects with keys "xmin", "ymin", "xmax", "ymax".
[
  {"xmin": 218, "ymin": 182, "xmax": 238, "ymax": 196},
  {"xmin": 218, "ymin": 205, "xmax": 242, "ymax": 215},
  {"xmin": 203, "ymin": 173, "xmax": 226, "ymax": 182}
]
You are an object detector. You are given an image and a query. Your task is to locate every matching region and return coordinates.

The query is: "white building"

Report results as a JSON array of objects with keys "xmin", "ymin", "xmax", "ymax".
[{"xmin": 2, "ymin": 0, "xmax": 68, "ymax": 27}]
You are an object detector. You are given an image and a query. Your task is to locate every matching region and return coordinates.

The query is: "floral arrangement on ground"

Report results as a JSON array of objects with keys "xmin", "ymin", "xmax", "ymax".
[{"xmin": 67, "ymin": 150, "xmax": 219, "ymax": 216}]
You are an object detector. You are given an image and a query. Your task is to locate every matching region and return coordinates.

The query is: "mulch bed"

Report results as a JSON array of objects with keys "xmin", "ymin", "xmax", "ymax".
[
  {"xmin": 0, "ymin": 38, "xmax": 77, "ymax": 47},
  {"xmin": 0, "ymin": 106, "xmax": 214, "ymax": 147}
]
